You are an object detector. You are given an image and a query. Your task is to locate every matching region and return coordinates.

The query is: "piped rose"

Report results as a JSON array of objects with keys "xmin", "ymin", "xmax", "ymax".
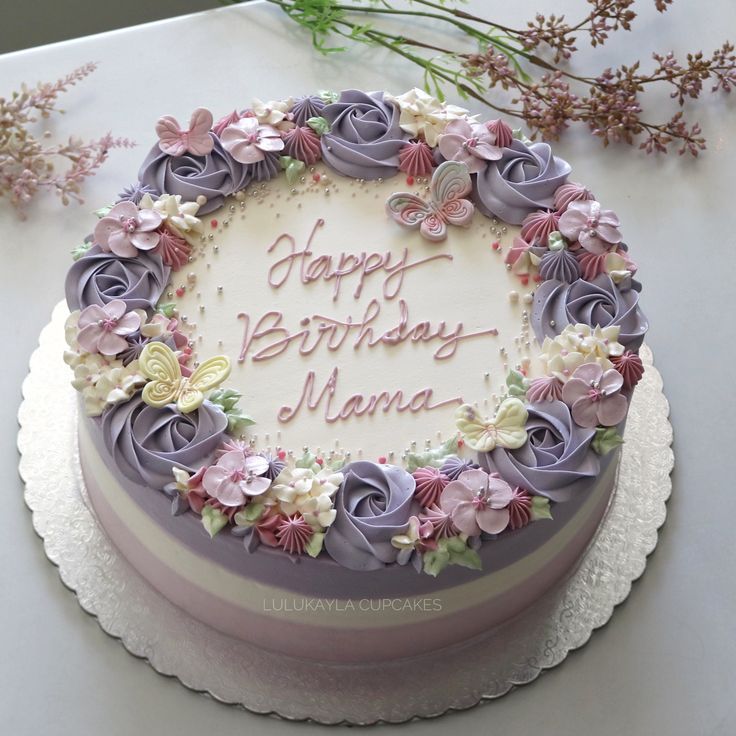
[
  {"xmin": 101, "ymin": 394, "xmax": 228, "ymax": 488},
  {"xmin": 473, "ymin": 139, "xmax": 571, "ymax": 224},
  {"xmin": 480, "ymin": 400, "xmax": 600, "ymax": 502},
  {"xmin": 320, "ymin": 90, "xmax": 409, "ymax": 179},
  {"xmin": 324, "ymin": 461, "xmax": 416, "ymax": 570}
]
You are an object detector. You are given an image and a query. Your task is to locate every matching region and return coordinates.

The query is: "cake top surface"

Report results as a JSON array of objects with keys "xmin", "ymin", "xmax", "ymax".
[{"xmin": 63, "ymin": 88, "xmax": 647, "ymax": 575}]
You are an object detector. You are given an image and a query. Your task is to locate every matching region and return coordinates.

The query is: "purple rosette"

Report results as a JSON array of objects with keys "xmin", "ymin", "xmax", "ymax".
[
  {"xmin": 320, "ymin": 90, "xmax": 409, "ymax": 179},
  {"xmin": 101, "ymin": 394, "xmax": 228, "ymax": 489},
  {"xmin": 65, "ymin": 245, "xmax": 170, "ymax": 312},
  {"xmin": 473, "ymin": 139, "xmax": 571, "ymax": 224},
  {"xmin": 324, "ymin": 461, "xmax": 416, "ymax": 571},
  {"xmin": 531, "ymin": 273, "xmax": 648, "ymax": 350},
  {"xmin": 480, "ymin": 401, "xmax": 600, "ymax": 502},
  {"xmin": 138, "ymin": 135, "xmax": 250, "ymax": 215}
]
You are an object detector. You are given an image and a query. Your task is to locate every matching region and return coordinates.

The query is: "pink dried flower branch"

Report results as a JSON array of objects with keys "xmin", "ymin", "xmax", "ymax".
[{"xmin": 0, "ymin": 62, "xmax": 135, "ymax": 217}]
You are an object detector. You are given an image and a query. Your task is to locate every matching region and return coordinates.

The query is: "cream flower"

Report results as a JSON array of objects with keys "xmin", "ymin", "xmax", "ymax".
[
  {"xmin": 71, "ymin": 354, "xmax": 146, "ymax": 416},
  {"xmin": 267, "ymin": 466, "xmax": 344, "ymax": 531},
  {"xmin": 387, "ymin": 88, "xmax": 472, "ymax": 147},
  {"xmin": 250, "ymin": 97, "xmax": 295, "ymax": 131},
  {"xmin": 139, "ymin": 193, "xmax": 203, "ymax": 235},
  {"xmin": 540, "ymin": 324, "xmax": 624, "ymax": 382}
]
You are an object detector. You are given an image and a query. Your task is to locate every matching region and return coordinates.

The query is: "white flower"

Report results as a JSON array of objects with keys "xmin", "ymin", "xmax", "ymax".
[
  {"xmin": 540, "ymin": 324, "xmax": 623, "ymax": 382},
  {"xmin": 139, "ymin": 193, "xmax": 202, "ymax": 235},
  {"xmin": 71, "ymin": 354, "xmax": 146, "ymax": 416},
  {"xmin": 267, "ymin": 466, "xmax": 344, "ymax": 531},
  {"xmin": 386, "ymin": 88, "xmax": 472, "ymax": 147},
  {"xmin": 250, "ymin": 98, "xmax": 295, "ymax": 131}
]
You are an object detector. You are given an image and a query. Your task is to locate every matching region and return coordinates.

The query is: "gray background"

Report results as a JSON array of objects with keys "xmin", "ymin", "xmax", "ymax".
[{"xmin": 2, "ymin": 1, "xmax": 735, "ymax": 734}]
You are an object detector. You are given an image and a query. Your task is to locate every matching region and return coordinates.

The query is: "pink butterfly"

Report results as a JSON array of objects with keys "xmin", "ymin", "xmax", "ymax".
[
  {"xmin": 156, "ymin": 107, "xmax": 215, "ymax": 157},
  {"xmin": 386, "ymin": 161, "xmax": 475, "ymax": 242}
]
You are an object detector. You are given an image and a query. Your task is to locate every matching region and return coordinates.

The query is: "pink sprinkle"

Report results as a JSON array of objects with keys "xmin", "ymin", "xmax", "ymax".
[
  {"xmin": 491, "ymin": 241, "xmax": 500, "ymax": 251},
  {"xmin": 210, "ymin": 219, "xmax": 218, "ymax": 228},
  {"xmin": 175, "ymin": 287, "xmax": 185, "ymax": 297},
  {"xmin": 520, "ymin": 275, "xmax": 529, "ymax": 286},
  {"xmin": 277, "ymin": 450, "xmax": 286, "ymax": 461},
  {"xmin": 315, "ymin": 456, "xmax": 323, "ymax": 466},
  {"xmin": 406, "ymin": 175, "xmax": 414, "ymax": 186},
  {"xmin": 457, "ymin": 439, "xmax": 465, "ymax": 448},
  {"xmin": 312, "ymin": 173, "xmax": 321, "ymax": 183},
  {"xmin": 378, "ymin": 455, "xmax": 387, "ymax": 464}
]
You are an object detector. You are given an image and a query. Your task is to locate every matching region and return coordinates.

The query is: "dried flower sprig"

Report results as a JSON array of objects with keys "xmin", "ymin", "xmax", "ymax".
[
  {"xmin": 225, "ymin": 0, "xmax": 735, "ymax": 157},
  {"xmin": 0, "ymin": 62, "xmax": 134, "ymax": 217}
]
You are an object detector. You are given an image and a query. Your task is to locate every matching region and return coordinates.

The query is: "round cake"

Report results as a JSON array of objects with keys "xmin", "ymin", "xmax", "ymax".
[{"xmin": 63, "ymin": 89, "xmax": 648, "ymax": 662}]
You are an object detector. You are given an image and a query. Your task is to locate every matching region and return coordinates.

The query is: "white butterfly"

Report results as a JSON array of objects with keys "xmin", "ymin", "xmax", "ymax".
[
  {"xmin": 455, "ymin": 397, "xmax": 528, "ymax": 452},
  {"xmin": 156, "ymin": 107, "xmax": 215, "ymax": 157},
  {"xmin": 386, "ymin": 160, "xmax": 475, "ymax": 242},
  {"xmin": 139, "ymin": 342, "xmax": 230, "ymax": 414}
]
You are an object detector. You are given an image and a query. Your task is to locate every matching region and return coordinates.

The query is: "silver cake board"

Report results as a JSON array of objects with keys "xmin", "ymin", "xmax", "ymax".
[{"xmin": 18, "ymin": 301, "xmax": 673, "ymax": 725}]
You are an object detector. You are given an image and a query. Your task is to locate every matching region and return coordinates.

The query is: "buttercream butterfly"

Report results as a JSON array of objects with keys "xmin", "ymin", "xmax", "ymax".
[
  {"xmin": 139, "ymin": 342, "xmax": 231, "ymax": 414},
  {"xmin": 386, "ymin": 160, "xmax": 475, "ymax": 242},
  {"xmin": 455, "ymin": 397, "xmax": 528, "ymax": 452},
  {"xmin": 156, "ymin": 107, "xmax": 215, "ymax": 157}
]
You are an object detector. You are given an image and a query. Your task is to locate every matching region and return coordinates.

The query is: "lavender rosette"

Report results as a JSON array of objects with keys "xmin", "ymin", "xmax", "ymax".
[
  {"xmin": 138, "ymin": 135, "xmax": 250, "ymax": 215},
  {"xmin": 65, "ymin": 245, "xmax": 170, "ymax": 312},
  {"xmin": 480, "ymin": 401, "xmax": 599, "ymax": 503},
  {"xmin": 324, "ymin": 461, "xmax": 416, "ymax": 571},
  {"xmin": 320, "ymin": 90, "xmax": 409, "ymax": 180},
  {"xmin": 473, "ymin": 139, "xmax": 571, "ymax": 224},
  {"xmin": 101, "ymin": 395, "xmax": 228, "ymax": 489},
  {"xmin": 531, "ymin": 273, "xmax": 648, "ymax": 349}
]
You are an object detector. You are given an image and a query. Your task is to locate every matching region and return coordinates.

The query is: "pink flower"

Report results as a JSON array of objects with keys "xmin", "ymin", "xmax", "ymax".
[
  {"xmin": 275, "ymin": 514, "xmax": 314, "ymax": 555},
  {"xmin": 94, "ymin": 201, "xmax": 163, "ymax": 257},
  {"xmin": 220, "ymin": 117, "xmax": 284, "ymax": 164},
  {"xmin": 202, "ymin": 451, "xmax": 272, "ymax": 507},
  {"xmin": 561, "ymin": 363, "xmax": 628, "ymax": 428},
  {"xmin": 558, "ymin": 200, "xmax": 622, "ymax": 255},
  {"xmin": 76, "ymin": 299, "xmax": 141, "ymax": 356},
  {"xmin": 437, "ymin": 119, "xmax": 502, "ymax": 173},
  {"xmin": 439, "ymin": 469, "xmax": 513, "ymax": 536}
]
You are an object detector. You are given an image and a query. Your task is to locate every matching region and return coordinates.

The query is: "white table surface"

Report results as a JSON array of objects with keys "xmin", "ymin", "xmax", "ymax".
[{"xmin": 3, "ymin": 2, "xmax": 735, "ymax": 734}]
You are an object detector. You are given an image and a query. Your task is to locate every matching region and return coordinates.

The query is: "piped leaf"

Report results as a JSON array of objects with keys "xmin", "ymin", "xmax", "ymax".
[
  {"xmin": 156, "ymin": 302, "xmax": 177, "ymax": 318},
  {"xmin": 71, "ymin": 242, "xmax": 92, "ymax": 261},
  {"xmin": 592, "ymin": 426, "xmax": 625, "ymax": 455},
  {"xmin": 405, "ymin": 436, "xmax": 459, "ymax": 473},
  {"xmin": 279, "ymin": 155, "xmax": 306, "ymax": 185},
  {"xmin": 506, "ymin": 368, "xmax": 529, "ymax": 398},
  {"xmin": 201, "ymin": 506, "xmax": 228, "ymax": 538},
  {"xmin": 306, "ymin": 116, "xmax": 330, "ymax": 136},
  {"xmin": 306, "ymin": 532, "xmax": 325, "ymax": 558},
  {"xmin": 531, "ymin": 496, "xmax": 553, "ymax": 521}
]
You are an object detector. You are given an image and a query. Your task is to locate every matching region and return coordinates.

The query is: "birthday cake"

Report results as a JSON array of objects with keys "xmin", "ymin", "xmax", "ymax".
[{"xmin": 63, "ymin": 89, "xmax": 648, "ymax": 662}]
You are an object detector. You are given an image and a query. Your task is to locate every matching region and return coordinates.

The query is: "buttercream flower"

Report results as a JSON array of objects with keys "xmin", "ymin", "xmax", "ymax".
[
  {"xmin": 531, "ymin": 274, "xmax": 648, "ymax": 350},
  {"xmin": 202, "ymin": 451, "xmax": 272, "ymax": 506},
  {"xmin": 391, "ymin": 515, "xmax": 437, "ymax": 567},
  {"xmin": 154, "ymin": 227, "xmax": 191, "ymax": 269},
  {"xmin": 474, "ymin": 139, "xmax": 571, "ymax": 224},
  {"xmin": 540, "ymin": 323, "xmax": 624, "ymax": 381},
  {"xmin": 561, "ymin": 363, "xmax": 628, "ymax": 428},
  {"xmin": 93, "ymin": 201, "xmax": 163, "ymax": 257},
  {"xmin": 481, "ymin": 400, "xmax": 600, "ymax": 502},
  {"xmin": 71, "ymin": 356, "xmax": 146, "ymax": 417},
  {"xmin": 412, "ymin": 466, "xmax": 450, "ymax": 508},
  {"xmin": 116, "ymin": 182, "xmax": 158, "ymax": 205},
  {"xmin": 101, "ymin": 395, "xmax": 228, "ymax": 488},
  {"xmin": 439, "ymin": 469, "xmax": 513, "ymax": 536},
  {"xmin": 268, "ymin": 466, "xmax": 344, "ymax": 531},
  {"xmin": 139, "ymin": 193, "xmax": 203, "ymax": 234},
  {"xmin": 437, "ymin": 118, "xmax": 502, "ymax": 173},
  {"xmin": 250, "ymin": 97, "xmax": 295, "ymax": 130},
  {"xmin": 276, "ymin": 514, "xmax": 314, "ymax": 555},
  {"xmin": 320, "ymin": 89, "xmax": 409, "ymax": 179},
  {"xmin": 611, "ymin": 351, "xmax": 645, "ymax": 390},
  {"xmin": 559, "ymin": 200, "xmax": 622, "ymax": 254},
  {"xmin": 220, "ymin": 118, "xmax": 284, "ymax": 164},
  {"xmin": 76, "ymin": 300, "xmax": 141, "ymax": 356},
  {"xmin": 505, "ymin": 235, "xmax": 542, "ymax": 277},
  {"xmin": 290, "ymin": 95, "xmax": 325, "ymax": 126},
  {"xmin": 163, "ymin": 466, "xmax": 208, "ymax": 515},
  {"xmin": 323, "ymin": 461, "xmax": 415, "ymax": 570},
  {"xmin": 138, "ymin": 136, "xmax": 249, "ymax": 215},
  {"xmin": 387, "ymin": 88, "xmax": 470, "ymax": 147}
]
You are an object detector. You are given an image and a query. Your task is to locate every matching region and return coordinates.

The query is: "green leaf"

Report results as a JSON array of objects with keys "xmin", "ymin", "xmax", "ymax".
[
  {"xmin": 506, "ymin": 369, "xmax": 529, "ymax": 398},
  {"xmin": 92, "ymin": 204, "xmax": 112, "ymax": 218},
  {"xmin": 201, "ymin": 506, "xmax": 228, "ymax": 538},
  {"xmin": 306, "ymin": 116, "xmax": 330, "ymax": 136},
  {"xmin": 592, "ymin": 426, "xmax": 625, "ymax": 455},
  {"xmin": 423, "ymin": 546, "xmax": 451, "ymax": 577},
  {"xmin": 448, "ymin": 546, "xmax": 482, "ymax": 571},
  {"xmin": 208, "ymin": 388, "xmax": 256, "ymax": 436},
  {"xmin": 279, "ymin": 155, "xmax": 306, "ymax": 185},
  {"xmin": 531, "ymin": 496, "xmax": 553, "ymax": 521},
  {"xmin": 71, "ymin": 242, "xmax": 92, "ymax": 261},
  {"xmin": 445, "ymin": 535, "xmax": 467, "ymax": 554},
  {"xmin": 209, "ymin": 388, "xmax": 242, "ymax": 412},
  {"xmin": 227, "ymin": 411, "xmax": 256, "ymax": 436},
  {"xmin": 296, "ymin": 450, "xmax": 317, "ymax": 469},
  {"xmin": 317, "ymin": 90, "xmax": 339, "ymax": 104},
  {"xmin": 156, "ymin": 302, "xmax": 177, "ymax": 318},
  {"xmin": 404, "ymin": 436, "xmax": 459, "ymax": 473},
  {"xmin": 306, "ymin": 532, "xmax": 325, "ymax": 558},
  {"xmin": 234, "ymin": 502, "xmax": 265, "ymax": 528}
]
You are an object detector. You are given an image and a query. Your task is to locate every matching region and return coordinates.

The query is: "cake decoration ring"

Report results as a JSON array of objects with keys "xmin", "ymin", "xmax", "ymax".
[{"xmin": 61, "ymin": 88, "xmax": 649, "ymax": 662}]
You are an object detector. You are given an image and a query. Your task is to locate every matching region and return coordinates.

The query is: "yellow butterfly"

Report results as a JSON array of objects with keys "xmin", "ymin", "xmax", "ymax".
[
  {"xmin": 455, "ymin": 397, "xmax": 528, "ymax": 452},
  {"xmin": 139, "ymin": 342, "xmax": 231, "ymax": 414}
]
